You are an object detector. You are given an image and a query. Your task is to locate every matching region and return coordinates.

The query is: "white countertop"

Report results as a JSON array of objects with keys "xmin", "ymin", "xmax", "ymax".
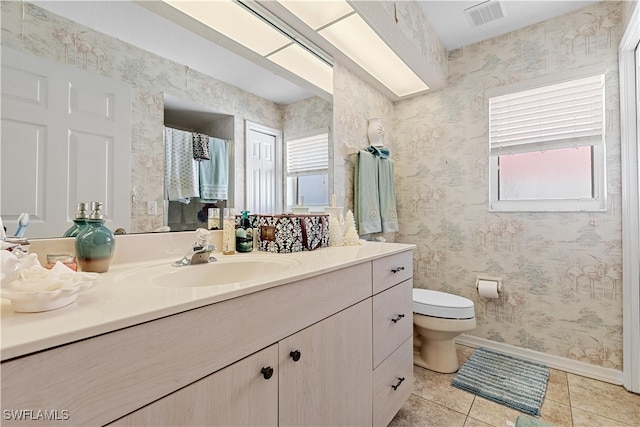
[{"xmin": 1, "ymin": 242, "xmax": 414, "ymax": 361}]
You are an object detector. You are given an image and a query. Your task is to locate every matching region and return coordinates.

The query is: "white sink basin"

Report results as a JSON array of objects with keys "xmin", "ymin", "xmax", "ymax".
[{"xmin": 115, "ymin": 256, "xmax": 300, "ymax": 288}]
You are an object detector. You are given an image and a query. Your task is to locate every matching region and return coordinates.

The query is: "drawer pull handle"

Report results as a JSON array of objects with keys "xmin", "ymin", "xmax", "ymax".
[
  {"xmin": 261, "ymin": 366, "xmax": 274, "ymax": 380},
  {"xmin": 391, "ymin": 266, "xmax": 405, "ymax": 273},
  {"xmin": 391, "ymin": 314, "xmax": 405, "ymax": 323},
  {"xmin": 290, "ymin": 350, "xmax": 301, "ymax": 362},
  {"xmin": 391, "ymin": 377, "xmax": 405, "ymax": 391}
]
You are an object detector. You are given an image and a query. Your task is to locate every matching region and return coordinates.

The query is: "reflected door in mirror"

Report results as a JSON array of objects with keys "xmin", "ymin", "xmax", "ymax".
[
  {"xmin": 1, "ymin": 49, "xmax": 132, "ymax": 238},
  {"xmin": 246, "ymin": 122, "xmax": 282, "ymax": 214}
]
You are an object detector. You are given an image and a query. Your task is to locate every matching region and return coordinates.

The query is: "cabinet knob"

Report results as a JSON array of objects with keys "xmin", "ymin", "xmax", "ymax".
[
  {"xmin": 391, "ymin": 377, "xmax": 405, "ymax": 391},
  {"xmin": 289, "ymin": 350, "xmax": 301, "ymax": 362},
  {"xmin": 391, "ymin": 266, "xmax": 405, "ymax": 273},
  {"xmin": 261, "ymin": 366, "xmax": 274, "ymax": 380},
  {"xmin": 391, "ymin": 314, "xmax": 405, "ymax": 323}
]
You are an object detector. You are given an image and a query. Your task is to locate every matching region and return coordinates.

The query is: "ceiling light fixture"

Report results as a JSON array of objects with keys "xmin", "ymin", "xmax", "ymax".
[
  {"xmin": 279, "ymin": 0, "xmax": 429, "ymax": 98},
  {"xmin": 163, "ymin": 0, "xmax": 333, "ymax": 95},
  {"xmin": 236, "ymin": 1, "xmax": 333, "ymax": 67}
]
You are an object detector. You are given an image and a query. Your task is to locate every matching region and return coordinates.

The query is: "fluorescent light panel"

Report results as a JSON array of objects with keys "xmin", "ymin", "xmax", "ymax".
[
  {"xmin": 268, "ymin": 44, "xmax": 333, "ymax": 94},
  {"xmin": 166, "ymin": 1, "xmax": 289, "ymax": 56},
  {"xmin": 164, "ymin": 1, "xmax": 332, "ymax": 95},
  {"xmin": 319, "ymin": 14, "xmax": 428, "ymax": 97},
  {"xmin": 278, "ymin": 0, "xmax": 354, "ymax": 30},
  {"xmin": 279, "ymin": 0, "xmax": 429, "ymax": 97}
]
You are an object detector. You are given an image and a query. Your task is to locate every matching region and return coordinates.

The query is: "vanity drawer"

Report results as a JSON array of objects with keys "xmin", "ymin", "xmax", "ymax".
[
  {"xmin": 373, "ymin": 337, "xmax": 413, "ymax": 427},
  {"xmin": 372, "ymin": 251, "xmax": 413, "ymax": 294},
  {"xmin": 372, "ymin": 279, "xmax": 413, "ymax": 368}
]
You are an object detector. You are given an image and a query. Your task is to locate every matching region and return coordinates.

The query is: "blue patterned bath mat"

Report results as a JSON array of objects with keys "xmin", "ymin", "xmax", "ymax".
[{"xmin": 451, "ymin": 347, "xmax": 549, "ymax": 416}]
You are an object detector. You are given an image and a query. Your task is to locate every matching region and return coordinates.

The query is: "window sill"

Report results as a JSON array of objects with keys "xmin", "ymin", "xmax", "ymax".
[{"xmin": 489, "ymin": 198, "xmax": 607, "ymax": 213}]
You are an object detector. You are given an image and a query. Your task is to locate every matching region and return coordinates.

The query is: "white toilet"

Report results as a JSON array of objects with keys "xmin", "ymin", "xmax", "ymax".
[{"xmin": 413, "ymin": 289, "xmax": 476, "ymax": 373}]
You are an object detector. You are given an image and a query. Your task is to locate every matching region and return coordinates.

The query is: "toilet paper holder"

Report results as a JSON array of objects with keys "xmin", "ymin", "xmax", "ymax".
[{"xmin": 475, "ymin": 276, "xmax": 503, "ymax": 298}]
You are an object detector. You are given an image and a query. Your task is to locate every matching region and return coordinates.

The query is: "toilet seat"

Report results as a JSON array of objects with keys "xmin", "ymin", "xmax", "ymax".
[{"xmin": 413, "ymin": 289, "xmax": 475, "ymax": 319}]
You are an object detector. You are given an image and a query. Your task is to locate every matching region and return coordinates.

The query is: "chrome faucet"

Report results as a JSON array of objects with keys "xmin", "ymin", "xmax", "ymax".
[{"xmin": 173, "ymin": 229, "xmax": 218, "ymax": 267}]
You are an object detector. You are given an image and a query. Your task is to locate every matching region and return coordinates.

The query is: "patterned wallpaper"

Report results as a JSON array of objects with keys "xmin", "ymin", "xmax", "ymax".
[
  {"xmin": 333, "ymin": 62, "xmax": 394, "ymax": 219},
  {"xmin": 2, "ymin": 0, "xmax": 629, "ymax": 370},
  {"xmin": 389, "ymin": 1, "xmax": 623, "ymax": 370},
  {"xmin": 378, "ymin": 0, "xmax": 448, "ymax": 84},
  {"xmin": 282, "ymin": 96, "xmax": 332, "ymax": 137},
  {"xmin": 1, "ymin": 1, "xmax": 284, "ymax": 234}
]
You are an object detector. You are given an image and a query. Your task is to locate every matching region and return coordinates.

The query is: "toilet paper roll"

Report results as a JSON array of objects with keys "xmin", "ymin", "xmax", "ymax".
[{"xmin": 477, "ymin": 279, "xmax": 500, "ymax": 298}]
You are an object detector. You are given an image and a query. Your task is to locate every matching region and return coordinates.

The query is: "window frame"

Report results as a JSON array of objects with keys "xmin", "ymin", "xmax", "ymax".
[
  {"xmin": 488, "ymin": 66, "xmax": 608, "ymax": 212},
  {"xmin": 284, "ymin": 129, "xmax": 329, "ymax": 211}
]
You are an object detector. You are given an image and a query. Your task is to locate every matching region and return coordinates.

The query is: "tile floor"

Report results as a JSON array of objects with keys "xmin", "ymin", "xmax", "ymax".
[{"xmin": 389, "ymin": 345, "xmax": 640, "ymax": 427}]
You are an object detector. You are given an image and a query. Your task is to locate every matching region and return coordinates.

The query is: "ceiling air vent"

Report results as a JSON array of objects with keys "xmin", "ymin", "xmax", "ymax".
[{"xmin": 464, "ymin": 0, "xmax": 507, "ymax": 27}]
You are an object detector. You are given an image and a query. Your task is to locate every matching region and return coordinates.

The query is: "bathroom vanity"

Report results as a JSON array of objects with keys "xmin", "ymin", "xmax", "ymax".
[{"xmin": 1, "ymin": 241, "xmax": 414, "ymax": 426}]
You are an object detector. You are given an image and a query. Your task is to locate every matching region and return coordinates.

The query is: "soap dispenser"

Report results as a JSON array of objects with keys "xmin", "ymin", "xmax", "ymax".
[
  {"xmin": 236, "ymin": 210, "xmax": 253, "ymax": 253},
  {"xmin": 63, "ymin": 202, "xmax": 89, "ymax": 237},
  {"xmin": 75, "ymin": 201, "xmax": 115, "ymax": 272}
]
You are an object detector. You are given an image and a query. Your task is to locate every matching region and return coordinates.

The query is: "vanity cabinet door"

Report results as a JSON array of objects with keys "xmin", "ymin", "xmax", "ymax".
[
  {"xmin": 278, "ymin": 299, "xmax": 373, "ymax": 426},
  {"xmin": 110, "ymin": 344, "xmax": 278, "ymax": 427}
]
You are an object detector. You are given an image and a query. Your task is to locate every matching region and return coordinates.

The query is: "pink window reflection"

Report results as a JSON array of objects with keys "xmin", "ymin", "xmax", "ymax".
[{"xmin": 499, "ymin": 146, "xmax": 593, "ymax": 200}]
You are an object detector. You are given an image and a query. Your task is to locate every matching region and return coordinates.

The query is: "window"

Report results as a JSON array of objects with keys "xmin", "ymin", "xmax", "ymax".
[
  {"xmin": 285, "ymin": 132, "xmax": 329, "ymax": 211},
  {"xmin": 488, "ymin": 71, "xmax": 606, "ymax": 212}
]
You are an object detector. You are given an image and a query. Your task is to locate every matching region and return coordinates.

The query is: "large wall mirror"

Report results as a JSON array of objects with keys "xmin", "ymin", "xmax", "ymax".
[{"xmin": 0, "ymin": 1, "xmax": 333, "ymax": 239}]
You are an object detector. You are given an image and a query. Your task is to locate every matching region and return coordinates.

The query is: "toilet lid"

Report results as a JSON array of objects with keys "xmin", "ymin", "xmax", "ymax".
[{"xmin": 413, "ymin": 289, "xmax": 475, "ymax": 319}]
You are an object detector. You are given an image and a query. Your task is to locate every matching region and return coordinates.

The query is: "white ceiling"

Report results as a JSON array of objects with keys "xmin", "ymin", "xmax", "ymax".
[
  {"xmin": 419, "ymin": 0, "xmax": 600, "ymax": 51},
  {"xmin": 34, "ymin": 1, "xmax": 601, "ymax": 105}
]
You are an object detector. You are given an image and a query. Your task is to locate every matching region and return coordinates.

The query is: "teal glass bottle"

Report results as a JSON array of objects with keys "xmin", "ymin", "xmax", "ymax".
[
  {"xmin": 75, "ymin": 201, "xmax": 115, "ymax": 273},
  {"xmin": 63, "ymin": 202, "xmax": 88, "ymax": 237}
]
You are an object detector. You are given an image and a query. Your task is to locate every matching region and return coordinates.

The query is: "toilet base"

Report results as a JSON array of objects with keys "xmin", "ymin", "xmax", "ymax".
[
  {"xmin": 412, "ymin": 314, "xmax": 476, "ymax": 374},
  {"xmin": 413, "ymin": 338, "xmax": 460, "ymax": 373}
]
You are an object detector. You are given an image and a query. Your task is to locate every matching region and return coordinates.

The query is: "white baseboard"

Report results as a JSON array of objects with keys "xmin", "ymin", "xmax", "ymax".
[{"xmin": 455, "ymin": 335, "xmax": 624, "ymax": 386}]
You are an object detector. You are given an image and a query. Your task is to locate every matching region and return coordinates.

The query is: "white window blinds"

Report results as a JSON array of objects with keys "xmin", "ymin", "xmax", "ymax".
[
  {"xmin": 489, "ymin": 74, "xmax": 605, "ymax": 156},
  {"xmin": 286, "ymin": 133, "xmax": 329, "ymax": 175}
]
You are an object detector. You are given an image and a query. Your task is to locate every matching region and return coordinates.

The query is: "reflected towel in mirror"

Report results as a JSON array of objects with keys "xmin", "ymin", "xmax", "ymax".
[
  {"xmin": 165, "ymin": 127, "xmax": 200, "ymax": 203},
  {"xmin": 199, "ymin": 137, "xmax": 229, "ymax": 201}
]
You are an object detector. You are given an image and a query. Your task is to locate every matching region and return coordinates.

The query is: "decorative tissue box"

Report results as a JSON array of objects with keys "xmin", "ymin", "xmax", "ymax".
[{"xmin": 257, "ymin": 214, "xmax": 329, "ymax": 253}]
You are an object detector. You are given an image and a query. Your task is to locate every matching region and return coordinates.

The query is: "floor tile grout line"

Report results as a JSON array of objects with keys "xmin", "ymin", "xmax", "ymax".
[
  {"xmin": 569, "ymin": 406, "xmax": 635, "ymax": 427},
  {"xmin": 410, "ymin": 390, "xmax": 474, "ymax": 420},
  {"xmin": 564, "ymin": 373, "xmax": 634, "ymax": 427},
  {"xmin": 462, "ymin": 396, "xmax": 476, "ymax": 427},
  {"xmin": 466, "ymin": 395, "xmax": 476, "ymax": 417}
]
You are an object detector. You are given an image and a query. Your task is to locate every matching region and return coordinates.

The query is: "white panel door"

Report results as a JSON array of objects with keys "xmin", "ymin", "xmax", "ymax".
[
  {"xmin": 1, "ymin": 48, "xmax": 131, "ymax": 238},
  {"xmin": 245, "ymin": 121, "xmax": 281, "ymax": 214}
]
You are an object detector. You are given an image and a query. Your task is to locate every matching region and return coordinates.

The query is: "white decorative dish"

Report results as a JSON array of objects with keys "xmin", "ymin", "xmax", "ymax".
[
  {"xmin": 1, "ymin": 254, "xmax": 100, "ymax": 313},
  {"xmin": 1, "ymin": 278, "xmax": 98, "ymax": 312}
]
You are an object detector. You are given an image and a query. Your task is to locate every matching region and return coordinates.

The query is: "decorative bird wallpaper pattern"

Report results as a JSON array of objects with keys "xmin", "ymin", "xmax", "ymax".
[
  {"xmin": 2, "ymin": 0, "xmax": 630, "ymax": 370},
  {"xmin": 334, "ymin": 1, "xmax": 624, "ymax": 370}
]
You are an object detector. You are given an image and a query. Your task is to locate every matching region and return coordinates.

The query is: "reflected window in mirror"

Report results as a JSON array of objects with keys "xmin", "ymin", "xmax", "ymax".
[{"xmin": 285, "ymin": 132, "xmax": 329, "ymax": 212}]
